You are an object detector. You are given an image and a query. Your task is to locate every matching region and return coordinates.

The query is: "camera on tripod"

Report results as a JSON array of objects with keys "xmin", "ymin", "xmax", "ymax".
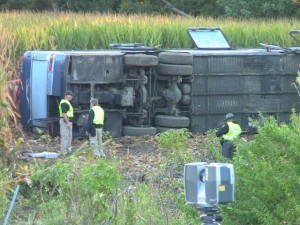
[{"xmin": 184, "ymin": 162, "xmax": 235, "ymax": 225}]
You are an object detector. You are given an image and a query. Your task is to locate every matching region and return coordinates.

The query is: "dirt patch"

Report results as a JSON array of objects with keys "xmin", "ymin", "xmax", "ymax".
[
  {"xmin": 10, "ymin": 127, "xmax": 213, "ymax": 178},
  {"xmin": 112, "ymin": 135, "xmax": 160, "ymax": 156}
]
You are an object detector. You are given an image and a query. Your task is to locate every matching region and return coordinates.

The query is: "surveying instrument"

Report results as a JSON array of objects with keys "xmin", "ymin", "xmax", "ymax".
[{"xmin": 184, "ymin": 162, "xmax": 235, "ymax": 225}]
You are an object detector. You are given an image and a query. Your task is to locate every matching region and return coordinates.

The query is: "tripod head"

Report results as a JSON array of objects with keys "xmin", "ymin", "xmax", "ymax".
[{"xmin": 198, "ymin": 206, "xmax": 222, "ymax": 225}]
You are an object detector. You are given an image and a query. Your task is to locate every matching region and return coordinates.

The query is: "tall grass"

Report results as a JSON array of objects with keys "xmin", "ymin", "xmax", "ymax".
[
  {"xmin": 0, "ymin": 26, "xmax": 22, "ymax": 182},
  {"xmin": 0, "ymin": 11, "xmax": 298, "ymax": 58},
  {"xmin": 0, "ymin": 29, "xmax": 20, "ymax": 136}
]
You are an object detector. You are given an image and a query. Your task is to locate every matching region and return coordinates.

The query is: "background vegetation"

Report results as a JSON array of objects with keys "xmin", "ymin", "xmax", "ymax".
[
  {"xmin": 1, "ymin": 0, "xmax": 300, "ymax": 18},
  {"xmin": 0, "ymin": 12, "xmax": 299, "ymax": 59},
  {"xmin": 0, "ymin": 11, "xmax": 299, "ymax": 224}
]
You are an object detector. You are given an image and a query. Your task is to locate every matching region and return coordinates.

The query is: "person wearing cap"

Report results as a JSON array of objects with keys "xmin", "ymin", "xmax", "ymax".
[
  {"xmin": 86, "ymin": 98, "xmax": 106, "ymax": 157},
  {"xmin": 59, "ymin": 90, "xmax": 74, "ymax": 155},
  {"xmin": 216, "ymin": 113, "xmax": 242, "ymax": 159}
]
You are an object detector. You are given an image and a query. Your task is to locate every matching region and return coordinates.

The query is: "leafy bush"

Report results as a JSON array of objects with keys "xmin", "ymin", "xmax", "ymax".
[
  {"xmin": 29, "ymin": 157, "xmax": 122, "ymax": 224},
  {"xmin": 220, "ymin": 114, "xmax": 300, "ymax": 225},
  {"xmin": 0, "ymin": 172, "xmax": 9, "ymax": 221},
  {"xmin": 156, "ymin": 128, "xmax": 193, "ymax": 165}
]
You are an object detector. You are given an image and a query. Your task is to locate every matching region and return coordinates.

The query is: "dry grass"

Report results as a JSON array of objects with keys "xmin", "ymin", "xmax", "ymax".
[{"xmin": 0, "ymin": 28, "xmax": 21, "ymax": 172}]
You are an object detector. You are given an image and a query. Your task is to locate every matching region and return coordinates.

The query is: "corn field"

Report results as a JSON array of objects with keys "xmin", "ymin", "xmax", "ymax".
[
  {"xmin": 0, "ymin": 11, "xmax": 299, "ymax": 135},
  {"xmin": 0, "ymin": 11, "xmax": 299, "ymax": 55}
]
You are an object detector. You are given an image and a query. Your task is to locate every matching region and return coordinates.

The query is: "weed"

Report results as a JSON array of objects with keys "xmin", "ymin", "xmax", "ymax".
[
  {"xmin": 29, "ymin": 157, "xmax": 122, "ymax": 224},
  {"xmin": 156, "ymin": 128, "xmax": 193, "ymax": 165},
  {"xmin": 291, "ymin": 70, "xmax": 300, "ymax": 96}
]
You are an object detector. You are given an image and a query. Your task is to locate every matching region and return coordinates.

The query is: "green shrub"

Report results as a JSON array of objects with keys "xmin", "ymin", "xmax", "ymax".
[
  {"xmin": 0, "ymin": 178, "xmax": 9, "ymax": 221},
  {"xmin": 220, "ymin": 114, "xmax": 300, "ymax": 225},
  {"xmin": 156, "ymin": 128, "xmax": 193, "ymax": 165},
  {"xmin": 30, "ymin": 157, "xmax": 122, "ymax": 224}
]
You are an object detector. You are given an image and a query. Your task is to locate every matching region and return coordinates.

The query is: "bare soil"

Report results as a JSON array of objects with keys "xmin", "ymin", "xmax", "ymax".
[{"xmin": 10, "ymin": 126, "xmax": 212, "ymax": 178}]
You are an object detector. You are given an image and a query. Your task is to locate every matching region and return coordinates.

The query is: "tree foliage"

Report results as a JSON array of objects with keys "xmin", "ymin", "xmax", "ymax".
[
  {"xmin": 118, "ymin": 0, "xmax": 167, "ymax": 14},
  {"xmin": 0, "ymin": 0, "xmax": 299, "ymax": 18},
  {"xmin": 217, "ymin": 0, "xmax": 299, "ymax": 18}
]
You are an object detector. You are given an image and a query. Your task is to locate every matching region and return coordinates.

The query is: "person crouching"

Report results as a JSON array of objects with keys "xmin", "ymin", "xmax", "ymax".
[{"xmin": 216, "ymin": 113, "xmax": 242, "ymax": 159}]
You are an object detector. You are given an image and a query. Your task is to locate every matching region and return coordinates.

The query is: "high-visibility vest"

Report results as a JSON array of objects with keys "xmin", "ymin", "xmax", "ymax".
[
  {"xmin": 91, "ymin": 105, "xmax": 104, "ymax": 125},
  {"xmin": 223, "ymin": 121, "xmax": 242, "ymax": 141},
  {"xmin": 59, "ymin": 99, "xmax": 74, "ymax": 118}
]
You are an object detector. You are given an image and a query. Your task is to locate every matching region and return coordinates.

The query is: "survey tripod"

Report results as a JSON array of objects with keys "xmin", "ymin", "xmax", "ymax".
[{"xmin": 197, "ymin": 206, "xmax": 223, "ymax": 225}]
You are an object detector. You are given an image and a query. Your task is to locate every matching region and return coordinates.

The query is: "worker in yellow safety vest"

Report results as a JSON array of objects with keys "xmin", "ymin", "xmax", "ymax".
[
  {"xmin": 86, "ymin": 97, "xmax": 106, "ymax": 157},
  {"xmin": 59, "ymin": 90, "xmax": 74, "ymax": 155},
  {"xmin": 216, "ymin": 113, "xmax": 242, "ymax": 159}
]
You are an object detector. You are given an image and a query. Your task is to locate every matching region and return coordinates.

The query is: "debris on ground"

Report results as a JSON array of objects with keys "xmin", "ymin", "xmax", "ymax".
[{"xmin": 9, "ymin": 127, "xmax": 224, "ymax": 181}]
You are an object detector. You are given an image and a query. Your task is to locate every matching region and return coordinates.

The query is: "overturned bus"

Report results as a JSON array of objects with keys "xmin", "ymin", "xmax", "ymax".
[{"xmin": 19, "ymin": 28, "xmax": 300, "ymax": 137}]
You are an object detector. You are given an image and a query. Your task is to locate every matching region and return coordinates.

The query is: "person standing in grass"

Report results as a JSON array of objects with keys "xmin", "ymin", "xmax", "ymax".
[
  {"xmin": 59, "ymin": 90, "xmax": 74, "ymax": 155},
  {"xmin": 86, "ymin": 98, "xmax": 106, "ymax": 157},
  {"xmin": 216, "ymin": 113, "xmax": 242, "ymax": 159}
]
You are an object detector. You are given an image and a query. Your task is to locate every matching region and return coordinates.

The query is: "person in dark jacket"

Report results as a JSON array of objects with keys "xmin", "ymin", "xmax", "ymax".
[
  {"xmin": 216, "ymin": 113, "xmax": 242, "ymax": 159},
  {"xmin": 86, "ymin": 98, "xmax": 105, "ymax": 157}
]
